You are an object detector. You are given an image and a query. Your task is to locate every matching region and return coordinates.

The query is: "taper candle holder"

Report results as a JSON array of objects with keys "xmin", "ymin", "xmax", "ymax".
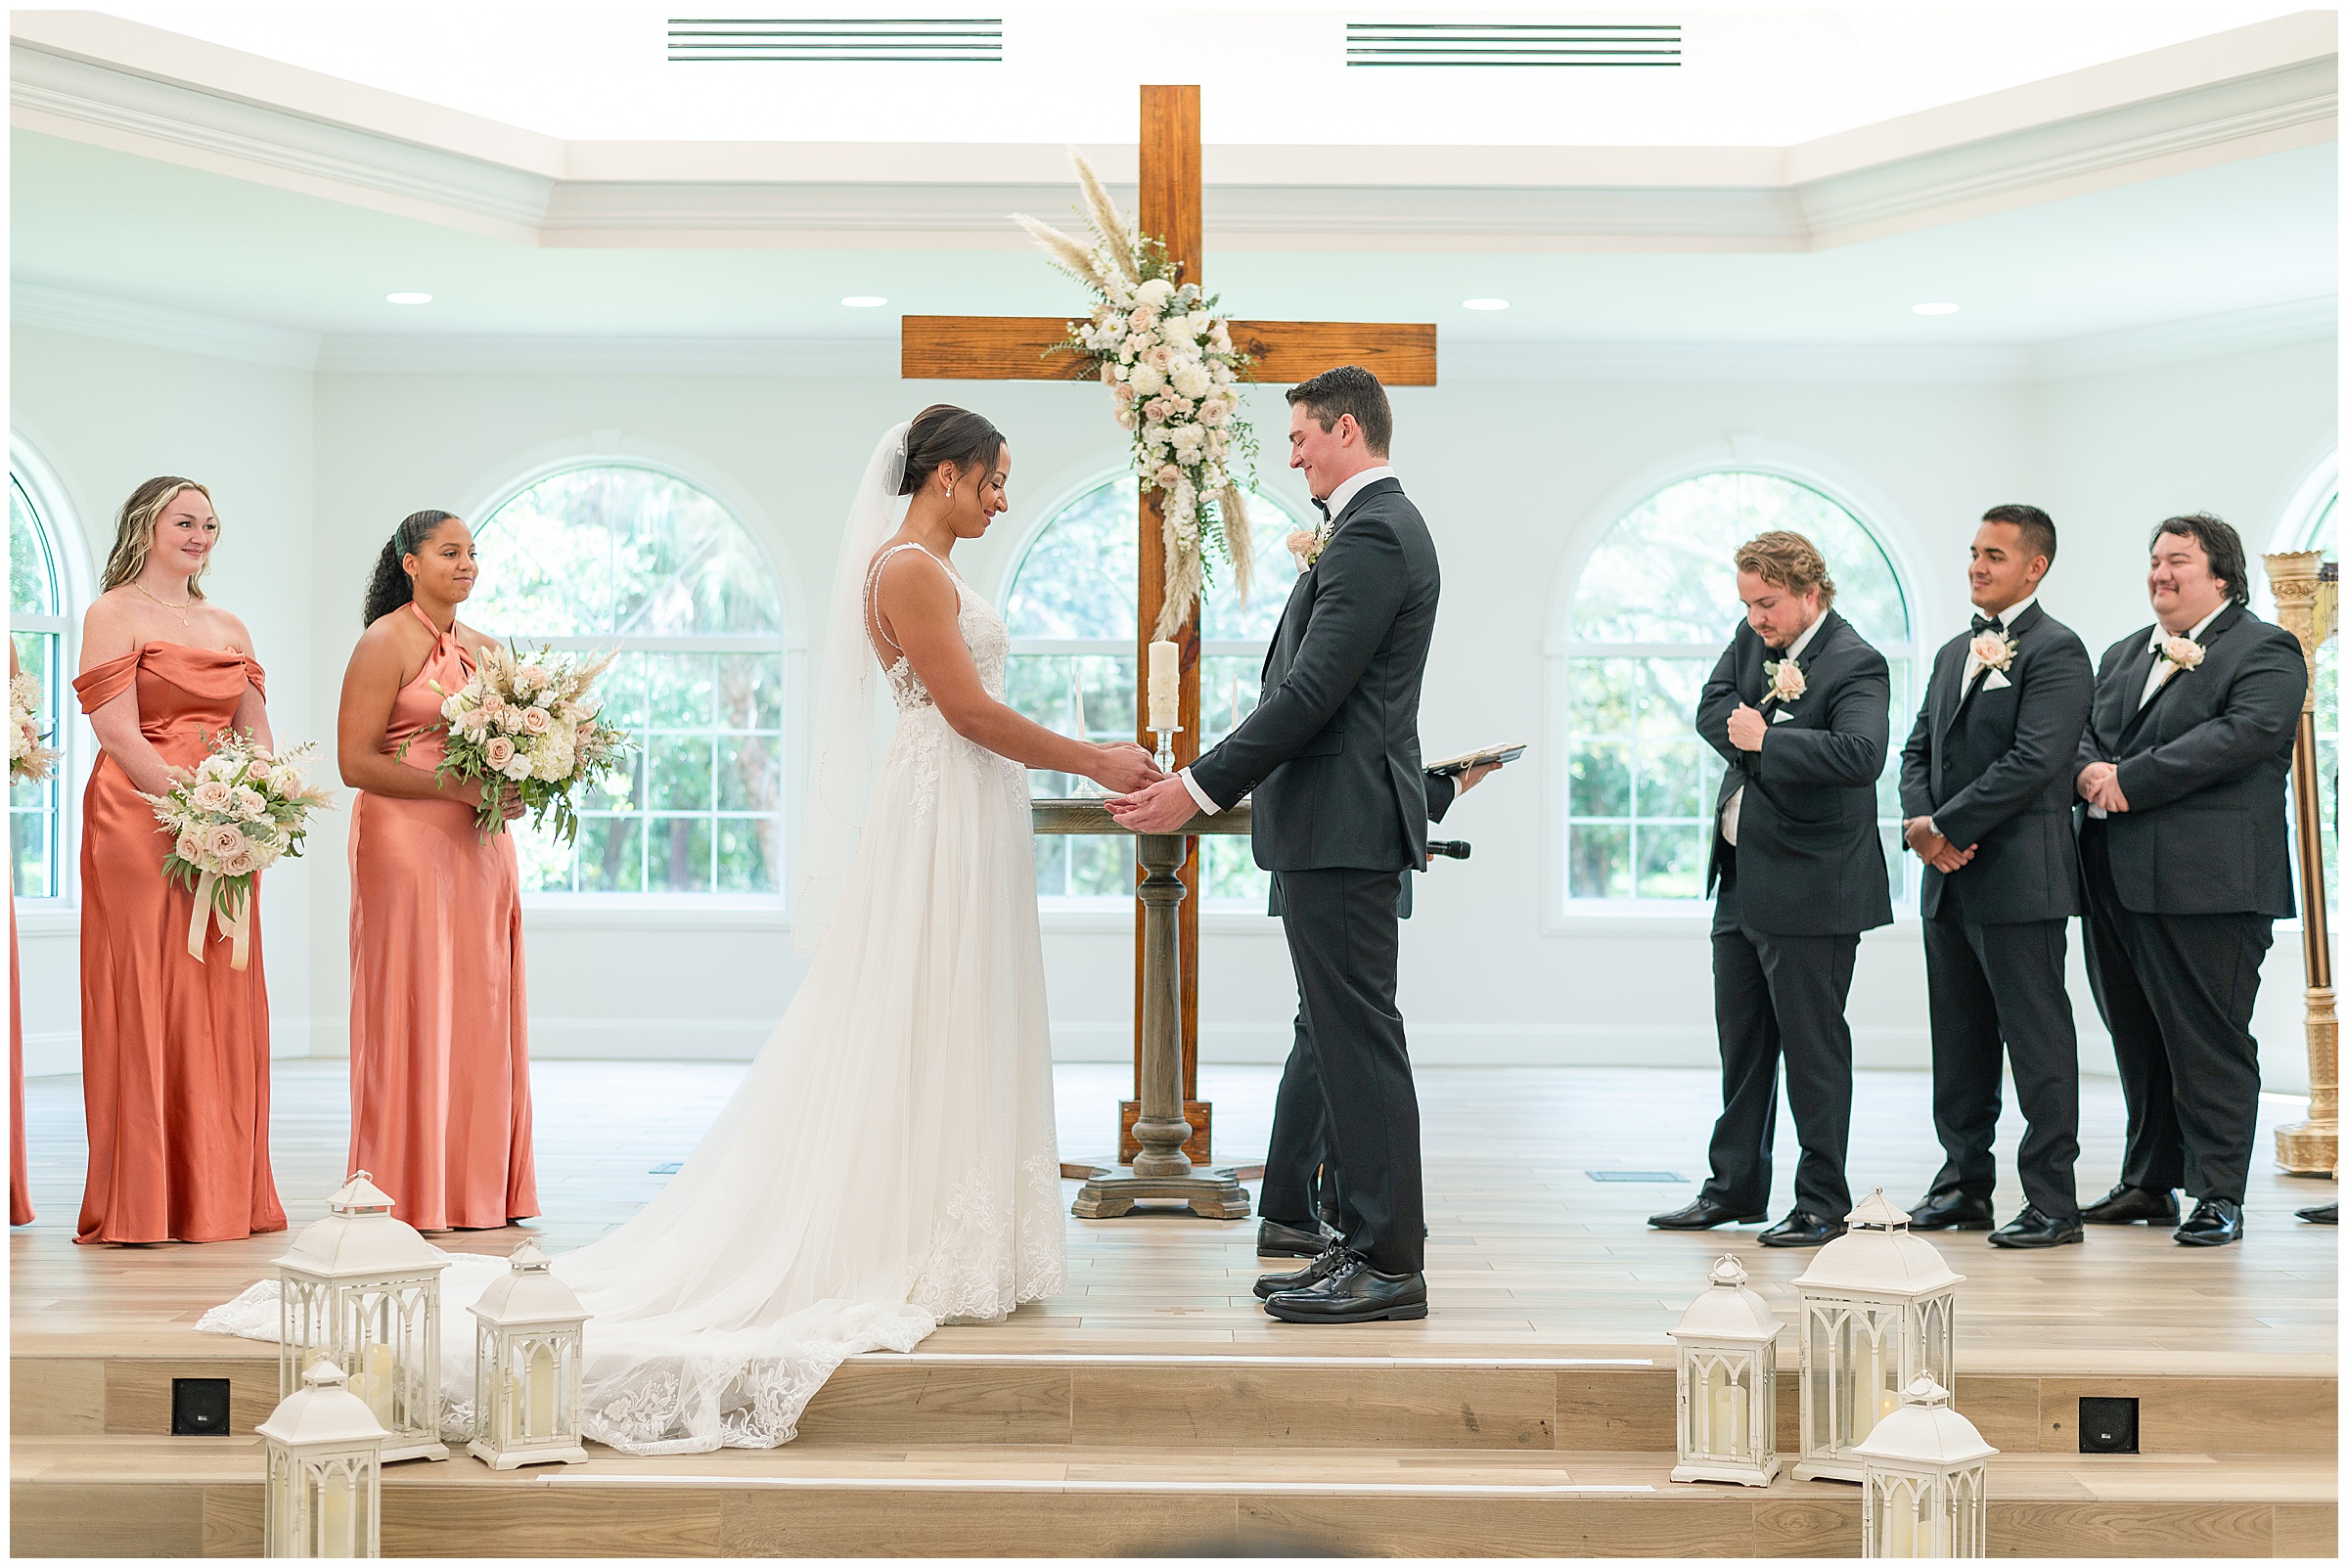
[{"xmin": 1151, "ymin": 726, "xmax": 1182, "ymax": 777}]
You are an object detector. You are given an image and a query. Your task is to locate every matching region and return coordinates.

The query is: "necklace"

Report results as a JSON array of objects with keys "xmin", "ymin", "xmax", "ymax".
[{"xmin": 130, "ymin": 582, "xmax": 196, "ymax": 626}]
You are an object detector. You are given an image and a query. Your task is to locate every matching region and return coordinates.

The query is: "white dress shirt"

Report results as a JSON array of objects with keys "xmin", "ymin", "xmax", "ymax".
[
  {"xmin": 1720, "ymin": 611, "xmax": 1826, "ymax": 848},
  {"xmin": 1177, "ymin": 466, "xmax": 1398, "ymax": 816},
  {"xmin": 1960, "ymin": 593, "xmax": 2036, "ymax": 687},
  {"xmin": 2086, "ymin": 603, "xmax": 2225, "ymax": 819}
]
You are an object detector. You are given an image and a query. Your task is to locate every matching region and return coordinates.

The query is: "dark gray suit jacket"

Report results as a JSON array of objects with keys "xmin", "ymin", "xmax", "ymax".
[
  {"xmin": 1898, "ymin": 601, "xmax": 2093, "ymax": 923},
  {"xmin": 2075, "ymin": 602, "xmax": 2305, "ymax": 918},
  {"xmin": 1190, "ymin": 476, "xmax": 1440, "ymax": 874},
  {"xmin": 1697, "ymin": 609, "xmax": 1893, "ymax": 937}
]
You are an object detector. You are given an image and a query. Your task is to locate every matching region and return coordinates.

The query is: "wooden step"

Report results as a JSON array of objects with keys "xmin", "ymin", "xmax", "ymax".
[
  {"xmin": 17, "ymin": 1339, "xmax": 2335, "ymax": 1461},
  {"xmin": 11, "ymin": 1434, "xmax": 2335, "ymax": 1558}
]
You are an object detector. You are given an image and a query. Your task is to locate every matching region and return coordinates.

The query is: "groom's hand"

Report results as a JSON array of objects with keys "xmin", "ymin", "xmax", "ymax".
[{"xmin": 1105, "ymin": 776, "xmax": 1200, "ymax": 834}]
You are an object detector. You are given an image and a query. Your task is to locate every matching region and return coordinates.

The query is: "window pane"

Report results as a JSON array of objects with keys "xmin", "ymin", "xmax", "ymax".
[
  {"xmin": 1569, "ymin": 742, "xmax": 1631, "ymax": 819},
  {"xmin": 1066, "ymin": 833, "xmax": 1135, "ymax": 899},
  {"xmin": 576, "ymin": 817, "xmax": 644, "ymax": 893},
  {"xmin": 10, "ymin": 480, "xmax": 58, "ymax": 616},
  {"xmin": 1200, "ymin": 654, "xmax": 1262, "ymax": 748},
  {"xmin": 8, "ymin": 627, "xmax": 61, "ymax": 898},
  {"xmin": 1636, "ymin": 741, "xmax": 1706, "ymax": 820},
  {"xmin": 646, "ymin": 815, "xmax": 713, "ymax": 893},
  {"xmin": 648, "ymin": 653, "xmax": 714, "ymax": 732},
  {"xmin": 715, "ymin": 818, "xmax": 779, "ymax": 893},
  {"xmin": 649, "ymin": 737, "xmax": 713, "ymax": 811},
  {"xmin": 512, "ymin": 818, "xmax": 575, "ymax": 892},
  {"xmin": 1568, "ymin": 658, "xmax": 1637, "ymax": 738},
  {"xmin": 1638, "ymin": 658, "xmax": 1707, "ymax": 739},
  {"xmin": 1569, "ymin": 824, "xmax": 1631, "ymax": 899},
  {"xmin": 1635, "ymin": 824, "xmax": 1705, "ymax": 899},
  {"xmin": 1198, "ymin": 491, "xmax": 1308, "ymax": 642},
  {"xmin": 716, "ymin": 652, "xmax": 785, "ymax": 731},
  {"xmin": 715, "ymin": 737, "xmax": 781, "ymax": 814},
  {"xmin": 1204, "ymin": 836, "xmax": 1268, "ymax": 906},
  {"xmin": 1003, "ymin": 479, "xmax": 1139, "ymax": 640}
]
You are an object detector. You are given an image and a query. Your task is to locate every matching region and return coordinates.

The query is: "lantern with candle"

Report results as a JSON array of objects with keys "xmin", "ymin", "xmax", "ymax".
[
  {"xmin": 276, "ymin": 1172, "xmax": 451, "ymax": 1462},
  {"xmin": 1667, "ymin": 1255, "xmax": 1783, "ymax": 1486},
  {"xmin": 1852, "ymin": 1375, "xmax": 1995, "ymax": 1557},
  {"xmin": 259, "ymin": 1359, "xmax": 387, "ymax": 1557},
  {"xmin": 468, "ymin": 1238, "xmax": 592, "ymax": 1469},
  {"xmin": 1791, "ymin": 1189, "xmax": 1963, "ymax": 1483}
]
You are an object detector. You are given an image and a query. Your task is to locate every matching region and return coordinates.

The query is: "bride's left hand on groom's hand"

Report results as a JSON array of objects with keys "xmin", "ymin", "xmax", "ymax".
[{"xmin": 1104, "ymin": 776, "xmax": 1199, "ymax": 834}]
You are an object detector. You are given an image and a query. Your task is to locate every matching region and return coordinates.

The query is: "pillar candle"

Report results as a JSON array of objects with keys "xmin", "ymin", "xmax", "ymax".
[
  {"xmin": 529, "ymin": 1343, "xmax": 557, "ymax": 1439},
  {"xmin": 507, "ymin": 1370, "xmax": 525, "ymax": 1441},
  {"xmin": 1726, "ymin": 1376, "xmax": 1749, "ymax": 1459},
  {"xmin": 1702, "ymin": 1362, "xmax": 1730, "ymax": 1455},
  {"xmin": 364, "ymin": 1344, "xmax": 396, "ymax": 1428},
  {"xmin": 1147, "ymin": 641, "xmax": 1179, "ymax": 733},
  {"xmin": 318, "ymin": 1470, "xmax": 353, "ymax": 1558},
  {"xmin": 1883, "ymin": 1487, "xmax": 1917, "ymax": 1556}
]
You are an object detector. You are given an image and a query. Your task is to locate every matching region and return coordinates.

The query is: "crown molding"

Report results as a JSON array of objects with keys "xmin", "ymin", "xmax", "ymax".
[
  {"xmin": 11, "ymin": 279, "xmax": 319, "ymax": 368},
  {"xmin": 2027, "ymin": 293, "xmax": 2338, "ymax": 381},
  {"xmin": 11, "ymin": 17, "xmax": 2335, "ymax": 254},
  {"xmin": 313, "ymin": 334, "xmax": 895, "ymax": 378}
]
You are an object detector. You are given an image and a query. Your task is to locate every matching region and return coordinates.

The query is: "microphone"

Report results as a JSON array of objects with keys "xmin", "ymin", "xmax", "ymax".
[{"xmin": 1426, "ymin": 839, "xmax": 1470, "ymax": 861}]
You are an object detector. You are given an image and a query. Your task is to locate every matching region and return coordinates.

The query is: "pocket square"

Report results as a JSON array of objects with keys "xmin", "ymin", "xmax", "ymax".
[
  {"xmin": 1982, "ymin": 670, "xmax": 2012, "ymax": 691},
  {"xmin": 1770, "ymin": 707, "xmax": 1794, "ymax": 723}
]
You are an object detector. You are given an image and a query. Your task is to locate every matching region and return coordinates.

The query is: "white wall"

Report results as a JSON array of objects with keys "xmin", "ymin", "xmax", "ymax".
[
  {"xmin": 13, "ymin": 326, "xmax": 2336, "ymax": 1098},
  {"xmin": 12, "ymin": 322, "xmax": 318, "ymax": 1075}
]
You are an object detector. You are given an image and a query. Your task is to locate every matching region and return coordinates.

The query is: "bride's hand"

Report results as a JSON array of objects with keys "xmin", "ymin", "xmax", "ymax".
[{"xmin": 1088, "ymin": 742, "xmax": 1166, "ymax": 794}]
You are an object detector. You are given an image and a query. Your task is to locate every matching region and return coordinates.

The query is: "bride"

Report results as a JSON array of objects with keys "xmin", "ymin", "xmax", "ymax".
[{"xmin": 202, "ymin": 407, "xmax": 1164, "ymax": 1454}]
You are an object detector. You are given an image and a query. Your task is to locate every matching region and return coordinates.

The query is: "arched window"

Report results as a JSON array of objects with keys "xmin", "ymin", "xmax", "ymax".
[
  {"xmin": 1562, "ymin": 470, "xmax": 1916, "ymax": 908},
  {"xmin": 471, "ymin": 465, "xmax": 788, "ymax": 896},
  {"xmin": 10, "ymin": 472, "xmax": 72, "ymax": 900},
  {"xmin": 1003, "ymin": 475, "xmax": 1304, "ymax": 907}
]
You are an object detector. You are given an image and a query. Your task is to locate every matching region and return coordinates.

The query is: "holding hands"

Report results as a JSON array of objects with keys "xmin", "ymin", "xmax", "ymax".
[
  {"xmin": 1105, "ymin": 775, "xmax": 1198, "ymax": 834},
  {"xmin": 1090, "ymin": 742, "xmax": 1166, "ymax": 796},
  {"xmin": 2075, "ymin": 760, "xmax": 2129, "ymax": 814},
  {"xmin": 1903, "ymin": 816, "xmax": 1975, "ymax": 874}
]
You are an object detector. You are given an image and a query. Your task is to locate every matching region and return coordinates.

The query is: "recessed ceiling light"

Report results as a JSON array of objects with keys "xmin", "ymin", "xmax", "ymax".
[
  {"xmin": 1912, "ymin": 301, "xmax": 1960, "ymax": 316},
  {"xmin": 840, "ymin": 295, "xmax": 888, "ymax": 308},
  {"xmin": 1463, "ymin": 297, "xmax": 1510, "ymax": 311},
  {"xmin": 385, "ymin": 291, "xmax": 432, "ymax": 305}
]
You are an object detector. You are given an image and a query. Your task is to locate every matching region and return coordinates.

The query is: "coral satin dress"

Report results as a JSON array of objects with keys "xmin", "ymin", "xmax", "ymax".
[
  {"xmin": 72, "ymin": 643, "xmax": 286, "ymax": 1244},
  {"xmin": 346, "ymin": 604, "xmax": 537, "ymax": 1231}
]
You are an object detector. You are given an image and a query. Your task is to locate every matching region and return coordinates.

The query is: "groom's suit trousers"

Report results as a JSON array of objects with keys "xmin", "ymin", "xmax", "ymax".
[{"xmin": 1265, "ymin": 867, "xmax": 1424, "ymax": 1276}]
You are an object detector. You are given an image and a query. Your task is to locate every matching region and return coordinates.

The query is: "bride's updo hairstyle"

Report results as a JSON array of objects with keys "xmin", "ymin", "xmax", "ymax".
[
  {"xmin": 897, "ymin": 404, "xmax": 1004, "ymax": 496},
  {"xmin": 362, "ymin": 509, "xmax": 460, "ymax": 626}
]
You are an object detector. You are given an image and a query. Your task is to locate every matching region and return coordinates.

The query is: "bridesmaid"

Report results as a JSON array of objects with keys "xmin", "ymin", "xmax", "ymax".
[
  {"xmin": 72, "ymin": 477, "xmax": 286, "ymax": 1244},
  {"xmin": 338, "ymin": 510, "xmax": 537, "ymax": 1232},
  {"xmin": 11, "ymin": 642, "xmax": 35, "ymax": 1226}
]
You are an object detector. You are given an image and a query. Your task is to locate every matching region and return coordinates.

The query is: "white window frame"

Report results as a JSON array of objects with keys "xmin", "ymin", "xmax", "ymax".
[
  {"xmin": 9, "ymin": 428, "xmax": 92, "ymax": 914},
  {"xmin": 1542, "ymin": 444, "xmax": 1933, "ymax": 934},
  {"xmin": 458, "ymin": 446, "xmax": 803, "ymax": 914}
]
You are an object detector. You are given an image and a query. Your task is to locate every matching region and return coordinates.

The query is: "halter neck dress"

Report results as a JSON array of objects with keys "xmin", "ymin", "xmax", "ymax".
[{"xmin": 345, "ymin": 603, "xmax": 537, "ymax": 1231}]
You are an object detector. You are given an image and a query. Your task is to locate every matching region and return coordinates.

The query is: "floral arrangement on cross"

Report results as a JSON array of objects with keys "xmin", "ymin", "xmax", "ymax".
[{"xmin": 1016, "ymin": 154, "xmax": 1257, "ymax": 640}]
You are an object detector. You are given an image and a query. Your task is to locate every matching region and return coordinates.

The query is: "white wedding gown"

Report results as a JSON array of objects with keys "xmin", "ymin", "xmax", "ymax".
[{"xmin": 201, "ymin": 548, "xmax": 1066, "ymax": 1455}]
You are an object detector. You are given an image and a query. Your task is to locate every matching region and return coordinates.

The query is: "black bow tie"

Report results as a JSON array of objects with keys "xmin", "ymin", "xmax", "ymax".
[
  {"xmin": 1310, "ymin": 495, "xmax": 1332, "ymax": 522},
  {"xmin": 1970, "ymin": 613, "xmax": 2004, "ymax": 635}
]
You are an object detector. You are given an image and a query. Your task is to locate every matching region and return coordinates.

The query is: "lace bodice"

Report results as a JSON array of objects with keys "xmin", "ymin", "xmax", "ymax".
[{"xmin": 869, "ymin": 543, "xmax": 1009, "ymax": 712}]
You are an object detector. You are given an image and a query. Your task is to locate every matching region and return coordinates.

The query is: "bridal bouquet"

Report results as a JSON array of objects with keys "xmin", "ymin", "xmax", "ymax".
[
  {"xmin": 149, "ymin": 735, "xmax": 335, "ymax": 969},
  {"xmin": 1016, "ymin": 154, "xmax": 1258, "ymax": 639},
  {"xmin": 8, "ymin": 669, "xmax": 60, "ymax": 784},
  {"xmin": 422, "ymin": 643, "xmax": 629, "ymax": 840}
]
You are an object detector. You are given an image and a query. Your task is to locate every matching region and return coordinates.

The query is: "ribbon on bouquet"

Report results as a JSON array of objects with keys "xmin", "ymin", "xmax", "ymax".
[{"xmin": 185, "ymin": 870, "xmax": 253, "ymax": 971}]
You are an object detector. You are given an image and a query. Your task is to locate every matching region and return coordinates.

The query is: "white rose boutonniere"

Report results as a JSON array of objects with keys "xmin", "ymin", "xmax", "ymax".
[
  {"xmin": 1764, "ymin": 656, "xmax": 1807, "ymax": 705},
  {"xmin": 2155, "ymin": 634, "xmax": 2205, "ymax": 672},
  {"xmin": 1970, "ymin": 630, "xmax": 2017, "ymax": 673},
  {"xmin": 1287, "ymin": 523, "xmax": 1331, "ymax": 571}
]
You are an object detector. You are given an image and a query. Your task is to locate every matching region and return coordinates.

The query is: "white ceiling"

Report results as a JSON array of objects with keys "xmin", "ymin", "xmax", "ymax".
[{"xmin": 22, "ymin": 1, "xmax": 2319, "ymax": 149}]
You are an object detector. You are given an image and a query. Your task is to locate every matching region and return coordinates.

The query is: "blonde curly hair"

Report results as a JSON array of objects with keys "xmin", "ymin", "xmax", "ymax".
[
  {"xmin": 1733, "ymin": 529, "xmax": 1835, "ymax": 609},
  {"xmin": 100, "ymin": 477, "xmax": 218, "ymax": 599}
]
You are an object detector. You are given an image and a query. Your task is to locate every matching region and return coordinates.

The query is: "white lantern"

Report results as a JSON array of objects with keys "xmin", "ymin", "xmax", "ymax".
[
  {"xmin": 468, "ymin": 1238, "xmax": 592, "ymax": 1469},
  {"xmin": 1792, "ymin": 1189, "xmax": 1963, "ymax": 1483},
  {"xmin": 276, "ymin": 1172, "xmax": 451, "ymax": 1462},
  {"xmin": 259, "ymin": 1358, "xmax": 387, "ymax": 1557},
  {"xmin": 1667, "ymin": 1255, "xmax": 1782, "ymax": 1486},
  {"xmin": 1852, "ymin": 1375, "xmax": 1996, "ymax": 1557}
]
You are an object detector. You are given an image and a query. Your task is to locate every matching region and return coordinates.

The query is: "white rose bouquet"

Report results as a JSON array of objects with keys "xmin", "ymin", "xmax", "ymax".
[
  {"xmin": 147, "ymin": 735, "xmax": 336, "ymax": 970},
  {"xmin": 1015, "ymin": 153, "xmax": 1259, "ymax": 639},
  {"xmin": 8, "ymin": 670, "xmax": 60, "ymax": 784},
  {"xmin": 416, "ymin": 642, "xmax": 630, "ymax": 840}
]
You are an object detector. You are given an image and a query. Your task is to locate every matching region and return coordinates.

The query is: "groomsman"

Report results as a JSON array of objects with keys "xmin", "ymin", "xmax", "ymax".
[
  {"xmin": 2074, "ymin": 514, "xmax": 2305, "ymax": 1248},
  {"xmin": 1897, "ymin": 506, "xmax": 2093, "ymax": 1249},
  {"xmin": 1651, "ymin": 531, "xmax": 1892, "ymax": 1248}
]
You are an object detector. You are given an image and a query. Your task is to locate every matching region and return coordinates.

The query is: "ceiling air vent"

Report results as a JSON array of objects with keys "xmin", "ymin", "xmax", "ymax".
[
  {"xmin": 1345, "ymin": 20, "xmax": 1681, "ymax": 67},
  {"xmin": 667, "ymin": 17, "xmax": 1003, "ymax": 63}
]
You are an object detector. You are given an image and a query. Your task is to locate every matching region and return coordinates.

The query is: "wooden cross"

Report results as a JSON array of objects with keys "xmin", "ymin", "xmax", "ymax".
[{"xmin": 903, "ymin": 85, "xmax": 1438, "ymax": 1162}]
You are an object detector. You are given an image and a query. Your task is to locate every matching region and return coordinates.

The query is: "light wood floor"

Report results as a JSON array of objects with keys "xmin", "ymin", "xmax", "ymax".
[{"xmin": 12, "ymin": 1059, "xmax": 2335, "ymax": 1373}]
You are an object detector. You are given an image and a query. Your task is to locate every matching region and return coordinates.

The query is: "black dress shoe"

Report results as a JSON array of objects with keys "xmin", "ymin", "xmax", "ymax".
[
  {"xmin": 2296, "ymin": 1202, "xmax": 2338, "ymax": 1225},
  {"xmin": 1987, "ymin": 1206, "xmax": 2083, "ymax": 1249},
  {"xmin": 2174, "ymin": 1197, "xmax": 2244, "ymax": 1247},
  {"xmin": 1264, "ymin": 1254, "xmax": 1428, "ymax": 1323},
  {"xmin": 2079, "ymin": 1184, "xmax": 2180, "ymax": 1225},
  {"xmin": 1256, "ymin": 1217, "xmax": 1336, "ymax": 1258},
  {"xmin": 1908, "ymin": 1190, "xmax": 1996, "ymax": 1231},
  {"xmin": 1757, "ymin": 1211, "xmax": 1847, "ymax": 1248},
  {"xmin": 1648, "ymin": 1197, "xmax": 1768, "ymax": 1231},
  {"xmin": 1254, "ymin": 1244, "xmax": 1347, "ymax": 1301}
]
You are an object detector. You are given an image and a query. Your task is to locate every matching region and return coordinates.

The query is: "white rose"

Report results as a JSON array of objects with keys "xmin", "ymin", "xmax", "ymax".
[
  {"xmin": 496, "ymin": 706, "xmax": 526, "ymax": 735},
  {"xmin": 1126, "ymin": 362, "xmax": 1165, "ymax": 397},
  {"xmin": 1115, "ymin": 408, "xmax": 1140, "ymax": 431},
  {"xmin": 1185, "ymin": 310, "xmax": 1213, "ymax": 337},
  {"xmin": 501, "ymin": 750, "xmax": 535, "ymax": 782},
  {"xmin": 1171, "ymin": 426, "xmax": 1205, "ymax": 461},
  {"xmin": 1171, "ymin": 362, "xmax": 1211, "ymax": 400},
  {"xmin": 1137, "ymin": 278, "xmax": 1175, "ymax": 308},
  {"xmin": 440, "ymin": 693, "xmax": 467, "ymax": 721}
]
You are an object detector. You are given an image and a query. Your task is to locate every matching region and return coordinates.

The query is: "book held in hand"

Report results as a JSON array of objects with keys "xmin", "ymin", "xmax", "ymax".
[{"xmin": 1424, "ymin": 741, "xmax": 1527, "ymax": 777}]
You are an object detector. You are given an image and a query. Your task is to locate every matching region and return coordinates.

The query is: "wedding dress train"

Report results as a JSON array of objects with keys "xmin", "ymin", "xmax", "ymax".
[{"xmin": 201, "ymin": 543, "xmax": 1066, "ymax": 1455}]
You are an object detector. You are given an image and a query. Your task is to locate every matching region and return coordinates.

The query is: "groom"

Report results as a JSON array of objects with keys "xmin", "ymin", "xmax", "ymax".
[{"xmin": 1107, "ymin": 365, "xmax": 1441, "ymax": 1324}]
